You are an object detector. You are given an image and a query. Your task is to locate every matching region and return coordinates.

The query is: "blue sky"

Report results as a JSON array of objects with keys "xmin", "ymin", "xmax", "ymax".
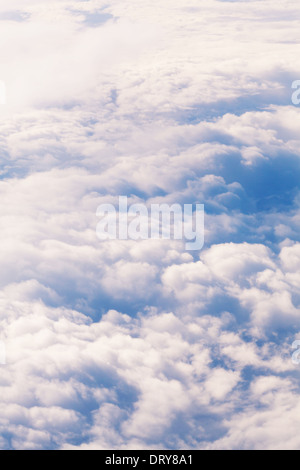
[{"xmin": 0, "ymin": 0, "xmax": 300, "ymax": 450}]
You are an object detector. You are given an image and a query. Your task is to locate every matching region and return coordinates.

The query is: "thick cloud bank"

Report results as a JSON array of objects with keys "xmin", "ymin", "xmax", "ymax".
[{"xmin": 0, "ymin": 0, "xmax": 299, "ymax": 450}]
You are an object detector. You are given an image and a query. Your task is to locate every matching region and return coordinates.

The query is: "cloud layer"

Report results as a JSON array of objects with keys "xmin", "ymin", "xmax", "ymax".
[{"xmin": 0, "ymin": 0, "xmax": 299, "ymax": 450}]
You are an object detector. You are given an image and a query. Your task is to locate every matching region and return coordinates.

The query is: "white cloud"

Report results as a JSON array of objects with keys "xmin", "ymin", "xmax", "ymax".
[{"xmin": 0, "ymin": 0, "xmax": 299, "ymax": 451}]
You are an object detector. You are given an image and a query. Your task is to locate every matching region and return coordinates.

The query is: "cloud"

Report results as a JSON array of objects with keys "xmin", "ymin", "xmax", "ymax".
[{"xmin": 0, "ymin": 0, "xmax": 299, "ymax": 451}]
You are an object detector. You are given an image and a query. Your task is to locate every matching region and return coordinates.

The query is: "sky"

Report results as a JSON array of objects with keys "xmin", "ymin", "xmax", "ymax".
[{"xmin": 0, "ymin": 0, "xmax": 300, "ymax": 450}]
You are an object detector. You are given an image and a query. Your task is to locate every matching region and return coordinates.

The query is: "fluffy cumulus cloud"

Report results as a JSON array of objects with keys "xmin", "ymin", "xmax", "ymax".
[{"xmin": 0, "ymin": 0, "xmax": 299, "ymax": 450}]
